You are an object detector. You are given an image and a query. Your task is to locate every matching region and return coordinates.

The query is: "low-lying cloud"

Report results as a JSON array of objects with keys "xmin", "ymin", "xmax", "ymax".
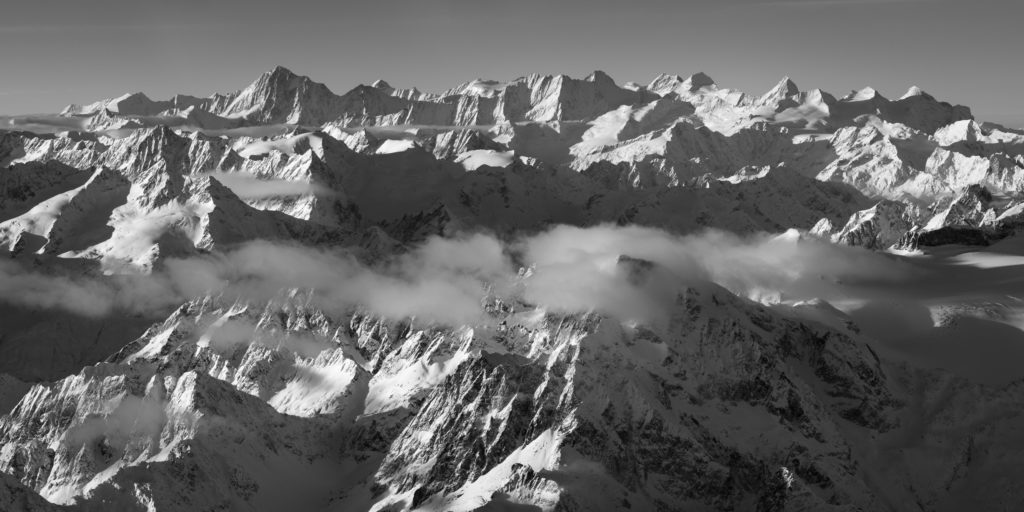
[
  {"xmin": 64, "ymin": 394, "xmax": 166, "ymax": 448},
  {"xmin": 1, "ymin": 114, "xmax": 86, "ymax": 134},
  {"xmin": 516, "ymin": 225, "xmax": 916, "ymax": 324},
  {"xmin": 0, "ymin": 260, "xmax": 180, "ymax": 317},
  {"xmin": 0, "ymin": 225, "xmax": 919, "ymax": 326},
  {"xmin": 201, "ymin": 171, "xmax": 330, "ymax": 199}
]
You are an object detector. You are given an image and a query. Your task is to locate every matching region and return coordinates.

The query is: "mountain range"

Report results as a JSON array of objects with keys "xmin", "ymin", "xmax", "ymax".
[{"xmin": 2, "ymin": 66, "xmax": 1024, "ymax": 511}]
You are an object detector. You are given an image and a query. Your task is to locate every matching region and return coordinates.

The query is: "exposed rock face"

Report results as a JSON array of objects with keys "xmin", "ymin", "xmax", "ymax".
[
  {"xmin": 891, "ymin": 184, "xmax": 1024, "ymax": 249},
  {"xmin": 925, "ymin": 184, "xmax": 995, "ymax": 229},
  {"xmin": 815, "ymin": 200, "xmax": 916, "ymax": 249},
  {"xmin": 0, "ymin": 472, "xmax": 69, "ymax": 512},
  {"xmin": 0, "ymin": 282, "xmax": 894, "ymax": 511},
  {"xmin": 3, "ymin": 276, "xmax": 1022, "ymax": 511},
  {"xmin": 899, "ymin": 225, "xmax": 991, "ymax": 249}
]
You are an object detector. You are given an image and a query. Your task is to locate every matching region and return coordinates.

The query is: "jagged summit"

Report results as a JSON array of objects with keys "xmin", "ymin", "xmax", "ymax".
[
  {"xmin": 266, "ymin": 64, "xmax": 300, "ymax": 79},
  {"xmin": 243, "ymin": 65, "xmax": 322, "ymax": 95},
  {"xmin": 585, "ymin": 69, "xmax": 615, "ymax": 84},
  {"xmin": 769, "ymin": 76, "xmax": 799, "ymax": 95},
  {"xmin": 647, "ymin": 72, "xmax": 717, "ymax": 96},
  {"xmin": 216, "ymin": 65, "xmax": 344, "ymax": 124},
  {"xmin": 682, "ymin": 71, "xmax": 716, "ymax": 91},
  {"xmin": 645, "ymin": 73, "xmax": 683, "ymax": 94},
  {"xmin": 757, "ymin": 76, "xmax": 800, "ymax": 106}
]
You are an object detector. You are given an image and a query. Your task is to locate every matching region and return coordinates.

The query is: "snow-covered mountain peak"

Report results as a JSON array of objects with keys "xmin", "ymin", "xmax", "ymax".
[
  {"xmin": 61, "ymin": 91, "xmax": 166, "ymax": 117},
  {"xmin": 584, "ymin": 69, "xmax": 616, "ymax": 84},
  {"xmin": 236, "ymin": 65, "xmax": 319, "ymax": 99},
  {"xmin": 265, "ymin": 64, "xmax": 301, "ymax": 81},
  {"xmin": 646, "ymin": 73, "xmax": 684, "ymax": 95},
  {"xmin": 767, "ymin": 76, "xmax": 799, "ymax": 96},
  {"xmin": 844, "ymin": 86, "xmax": 887, "ymax": 102},
  {"xmin": 647, "ymin": 72, "xmax": 717, "ymax": 96},
  {"xmin": 104, "ymin": 92, "xmax": 155, "ymax": 112},
  {"xmin": 442, "ymin": 78, "xmax": 507, "ymax": 98},
  {"xmin": 756, "ymin": 76, "xmax": 801, "ymax": 107},
  {"xmin": 217, "ymin": 65, "xmax": 343, "ymax": 124},
  {"xmin": 900, "ymin": 85, "xmax": 932, "ymax": 100},
  {"xmin": 682, "ymin": 71, "xmax": 716, "ymax": 91}
]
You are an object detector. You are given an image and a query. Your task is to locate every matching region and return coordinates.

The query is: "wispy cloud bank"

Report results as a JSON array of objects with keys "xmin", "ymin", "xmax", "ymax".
[
  {"xmin": 64, "ymin": 395, "xmax": 166, "ymax": 447},
  {"xmin": 0, "ymin": 115, "xmax": 85, "ymax": 133},
  {"xmin": 0, "ymin": 262, "xmax": 178, "ymax": 317},
  {"xmin": 516, "ymin": 225, "xmax": 913, "ymax": 323},
  {"xmin": 201, "ymin": 172, "xmax": 330, "ymax": 199},
  {"xmin": 0, "ymin": 225, "xmax": 916, "ymax": 328}
]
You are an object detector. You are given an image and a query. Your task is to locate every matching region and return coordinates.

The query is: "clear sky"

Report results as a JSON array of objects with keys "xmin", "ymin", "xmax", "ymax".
[{"xmin": 1, "ymin": 0, "xmax": 1021, "ymax": 126}]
